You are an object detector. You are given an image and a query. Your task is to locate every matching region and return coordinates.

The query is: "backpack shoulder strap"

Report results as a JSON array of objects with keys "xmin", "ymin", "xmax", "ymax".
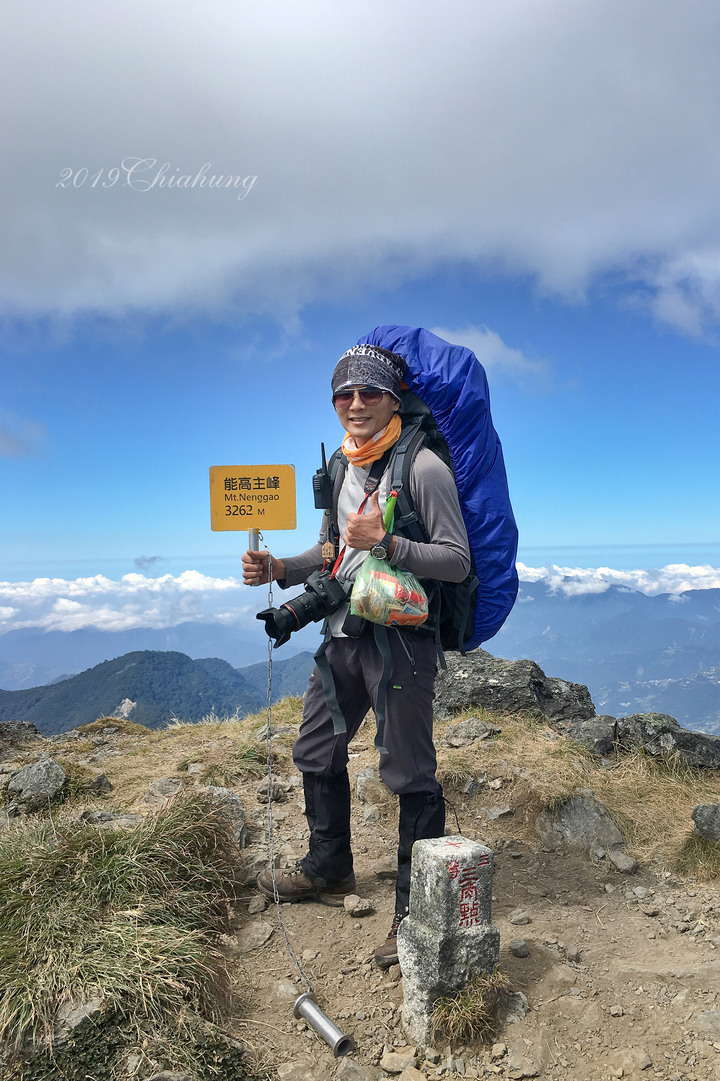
[{"xmin": 389, "ymin": 420, "xmax": 430, "ymax": 541}]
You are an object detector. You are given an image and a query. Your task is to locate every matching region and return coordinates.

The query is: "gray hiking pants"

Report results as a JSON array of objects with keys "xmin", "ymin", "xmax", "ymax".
[{"xmin": 292, "ymin": 629, "xmax": 440, "ymax": 795}]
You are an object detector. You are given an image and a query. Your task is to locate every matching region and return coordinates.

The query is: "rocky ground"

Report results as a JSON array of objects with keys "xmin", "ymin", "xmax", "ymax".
[
  {"xmin": 232, "ymin": 740, "xmax": 720, "ymax": 1081},
  {"xmin": 5, "ymin": 706, "xmax": 720, "ymax": 1081}
]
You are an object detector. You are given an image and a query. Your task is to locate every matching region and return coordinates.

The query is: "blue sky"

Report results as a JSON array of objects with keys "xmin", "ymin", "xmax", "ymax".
[{"xmin": 2, "ymin": 0, "xmax": 720, "ymax": 639}]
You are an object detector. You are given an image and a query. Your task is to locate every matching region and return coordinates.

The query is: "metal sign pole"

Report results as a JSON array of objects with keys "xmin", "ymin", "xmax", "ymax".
[{"xmin": 248, "ymin": 528, "xmax": 260, "ymax": 586}]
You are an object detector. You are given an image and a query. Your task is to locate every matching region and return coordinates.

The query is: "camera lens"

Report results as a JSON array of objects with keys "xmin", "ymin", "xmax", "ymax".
[{"xmin": 256, "ymin": 569, "xmax": 351, "ymax": 647}]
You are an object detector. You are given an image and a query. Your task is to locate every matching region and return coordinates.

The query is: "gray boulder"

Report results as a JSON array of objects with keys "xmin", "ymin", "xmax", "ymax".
[
  {"xmin": 7, "ymin": 758, "xmax": 68, "ymax": 811},
  {"xmin": 616, "ymin": 714, "xmax": 720, "ymax": 769},
  {"xmin": 0, "ymin": 722, "xmax": 43, "ymax": 761},
  {"xmin": 443, "ymin": 717, "xmax": 502, "ymax": 747},
  {"xmin": 53, "ymin": 994, "xmax": 105, "ymax": 1044},
  {"xmin": 550, "ymin": 710, "xmax": 720, "ymax": 771},
  {"xmin": 536, "ymin": 790, "xmax": 624, "ymax": 853},
  {"xmin": 692, "ymin": 804, "xmax": 720, "ymax": 841},
  {"xmin": 557, "ymin": 715, "xmax": 618, "ymax": 755},
  {"xmin": 434, "ymin": 651, "xmax": 595, "ymax": 722}
]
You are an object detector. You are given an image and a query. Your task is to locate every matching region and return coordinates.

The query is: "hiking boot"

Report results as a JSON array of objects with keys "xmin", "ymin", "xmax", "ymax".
[
  {"xmin": 374, "ymin": 911, "xmax": 405, "ymax": 969},
  {"xmin": 257, "ymin": 861, "xmax": 356, "ymax": 906}
]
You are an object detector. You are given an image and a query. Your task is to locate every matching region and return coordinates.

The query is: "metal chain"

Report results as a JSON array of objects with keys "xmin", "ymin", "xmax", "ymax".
[{"xmin": 257, "ymin": 531, "xmax": 314, "ymax": 994}]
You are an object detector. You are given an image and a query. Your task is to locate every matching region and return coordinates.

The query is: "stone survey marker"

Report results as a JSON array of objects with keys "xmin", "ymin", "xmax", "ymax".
[{"xmin": 398, "ymin": 835, "xmax": 500, "ymax": 1045}]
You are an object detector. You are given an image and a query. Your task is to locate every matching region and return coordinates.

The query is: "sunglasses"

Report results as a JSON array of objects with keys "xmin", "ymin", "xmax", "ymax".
[{"xmin": 332, "ymin": 386, "xmax": 385, "ymax": 408}]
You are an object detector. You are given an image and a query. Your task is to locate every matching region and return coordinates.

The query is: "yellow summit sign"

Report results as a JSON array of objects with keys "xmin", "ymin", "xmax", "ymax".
[{"xmin": 209, "ymin": 464, "xmax": 296, "ymax": 531}]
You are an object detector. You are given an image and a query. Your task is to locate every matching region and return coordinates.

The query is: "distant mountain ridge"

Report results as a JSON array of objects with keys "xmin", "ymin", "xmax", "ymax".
[
  {"xmin": 0, "ymin": 650, "xmax": 315, "ymax": 735},
  {"xmin": 3, "ymin": 584, "xmax": 720, "ymax": 734},
  {"xmin": 493, "ymin": 583, "xmax": 720, "ymax": 733},
  {"xmin": 0, "ymin": 621, "xmax": 318, "ymax": 691}
]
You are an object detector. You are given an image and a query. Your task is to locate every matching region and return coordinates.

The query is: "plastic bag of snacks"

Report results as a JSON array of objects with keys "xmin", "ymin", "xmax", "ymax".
[
  {"xmin": 350, "ymin": 557, "xmax": 428, "ymax": 627},
  {"xmin": 350, "ymin": 489, "xmax": 428, "ymax": 628}
]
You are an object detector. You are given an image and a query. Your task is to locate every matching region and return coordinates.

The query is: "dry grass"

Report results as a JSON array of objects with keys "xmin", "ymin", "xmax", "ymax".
[
  {"xmin": 39, "ymin": 704, "xmax": 299, "ymax": 811},
  {"xmin": 675, "ymin": 834, "xmax": 720, "ymax": 880},
  {"xmin": 0, "ymin": 793, "xmax": 243, "ymax": 1050},
  {"xmin": 434, "ymin": 708, "xmax": 720, "ymax": 873},
  {"xmin": 76, "ymin": 717, "xmax": 152, "ymax": 737},
  {"xmin": 431, "ymin": 969, "xmax": 511, "ymax": 1042}
]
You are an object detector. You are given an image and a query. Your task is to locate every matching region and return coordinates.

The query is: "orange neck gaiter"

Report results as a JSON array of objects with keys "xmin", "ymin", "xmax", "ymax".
[{"xmin": 342, "ymin": 414, "xmax": 402, "ymax": 467}]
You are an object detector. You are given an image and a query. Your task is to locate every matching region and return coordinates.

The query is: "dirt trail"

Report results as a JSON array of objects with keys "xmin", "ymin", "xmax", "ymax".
[{"xmin": 231, "ymin": 744, "xmax": 720, "ymax": 1081}]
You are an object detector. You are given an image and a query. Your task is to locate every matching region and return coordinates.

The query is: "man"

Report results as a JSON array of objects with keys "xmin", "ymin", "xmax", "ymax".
[{"xmin": 242, "ymin": 343, "xmax": 470, "ymax": 967}]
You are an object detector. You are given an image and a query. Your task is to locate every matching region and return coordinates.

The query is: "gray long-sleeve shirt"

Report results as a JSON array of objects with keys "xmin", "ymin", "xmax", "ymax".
[{"xmin": 281, "ymin": 448, "xmax": 470, "ymax": 634}]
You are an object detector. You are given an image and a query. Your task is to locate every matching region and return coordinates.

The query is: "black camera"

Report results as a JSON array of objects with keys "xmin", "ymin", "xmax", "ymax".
[{"xmin": 256, "ymin": 568, "xmax": 351, "ymax": 647}]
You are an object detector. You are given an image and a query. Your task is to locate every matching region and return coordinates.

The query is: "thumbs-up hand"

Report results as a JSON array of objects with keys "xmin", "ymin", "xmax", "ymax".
[{"xmin": 344, "ymin": 491, "xmax": 386, "ymax": 550}]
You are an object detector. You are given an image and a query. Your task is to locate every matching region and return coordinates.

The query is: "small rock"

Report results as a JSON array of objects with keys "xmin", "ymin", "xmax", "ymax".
[
  {"xmin": 373, "ymin": 856, "xmax": 398, "ymax": 880},
  {"xmin": 140, "ymin": 777, "xmax": 182, "ymax": 804},
  {"xmin": 485, "ymin": 805, "xmax": 514, "ymax": 820},
  {"xmin": 398, "ymin": 1068, "xmax": 426, "ymax": 1081},
  {"xmin": 276, "ymin": 1057, "xmax": 320, "ymax": 1081},
  {"xmin": 509, "ymin": 909, "xmax": 531, "ymax": 926},
  {"xmin": 509, "ymin": 938, "xmax": 530, "ymax": 958},
  {"xmin": 565, "ymin": 944, "xmax": 582, "ymax": 963},
  {"xmin": 79, "ymin": 810, "xmax": 143, "ymax": 829},
  {"xmin": 691, "ymin": 803, "xmax": 720, "ymax": 841},
  {"xmin": 255, "ymin": 723, "xmax": 296, "ymax": 742},
  {"xmin": 256, "ymin": 779, "xmax": 287, "ymax": 803},
  {"xmin": 274, "ymin": 979, "xmax": 299, "ymax": 1001},
  {"xmin": 607, "ymin": 850, "xmax": 638, "ymax": 874},
  {"xmin": 380, "ymin": 1048, "xmax": 417, "ymax": 1074},
  {"xmin": 641, "ymin": 904, "xmax": 660, "ymax": 917},
  {"xmin": 609, "ymin": 1005, "xmax": 624, "ymax": 1017},
  {"xmin": 364, "ymin": 805, "xmax": 381, "ymax": 822},
  {"xmin": 688, "ymin": 1009, "xmax": 720, "ymax": 1038},
  {"xmin": 633, "ymin": 886, "xmax": 650, "ymax": 899},
  {"xmin": 609, "ymin": 1048, "xmax": 652, "ymax": 1073},
  {"xmin": 356, "ymin": 767, "xmax": 387, "ymax": 804},
  {"xmin": 507, "ymin": 1044, "xmax": 539, "ymax": 1078},
  {"xmin": 82, "ymin": 773, "xmax": 112, "ymax": 794},
  {"xmin": 444, "ymin": 718, "xmax": 501, "ymax": 747},
  {"xmin": 247, "ymin": 895, "xmax": 268, "ymax": 915},
  {"xmin": 336, "ymin": 1059, "xmax": 378, "ymax": 1081},
  {"xmin": 501, "ymin": 991, "xmax": 529, "ymax": 1024},
  {"xmin": 425, "ymin": 1048, "xmax": 442, "ymax": 1064},
  {"xmin": 344, "ymin": 894, "xmax": 374, "ymax": 917},
  {"xmin": 488, "ymin": 778, "xmax": 503, "ymax": 790},
  {"xmin": 490, "ymin": 1043, "xmax": 507, "ymax": 1060},
  {"xmin": 461, "ymin": 775, "xmax": 486, "ymax": 796},
  {"xmin": 146, "ymin": 1073, "xmax": 194, "ymax": 1081},
  {"xmin": 236, "ymin": 919, "xmax": 274, "ymax": 951}
]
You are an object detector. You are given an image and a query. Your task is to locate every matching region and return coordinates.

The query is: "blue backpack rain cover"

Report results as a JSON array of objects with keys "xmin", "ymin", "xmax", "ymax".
[{"xmin": 357, "ymin": 324, "xmax": 519, "ymax": 648}]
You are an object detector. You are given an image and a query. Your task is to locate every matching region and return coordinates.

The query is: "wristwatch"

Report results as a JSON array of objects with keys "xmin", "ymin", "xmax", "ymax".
[{"xmin": 370, "ymin": 532, "xmax": 393, "ymax": 561}]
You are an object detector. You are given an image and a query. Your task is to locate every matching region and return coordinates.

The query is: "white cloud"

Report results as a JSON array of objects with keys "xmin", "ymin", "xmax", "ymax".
[
  {"xmin": 2, "ymin": 563, "xmax": 718, "ymax": 638},
  {"xmin": 3, "ymin": 0, "xmax": 720, "ymax": 334},
  {"xmin": 0, "ymin": 572, "xmax": 256, "ymax": 633},
  {"xmin": 430, "ymin": 325, "xmax": 550, "ymax": 390},
  {"xmin": 517, "ymin": 562, "xmax": 720, "ymax": 597}
]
